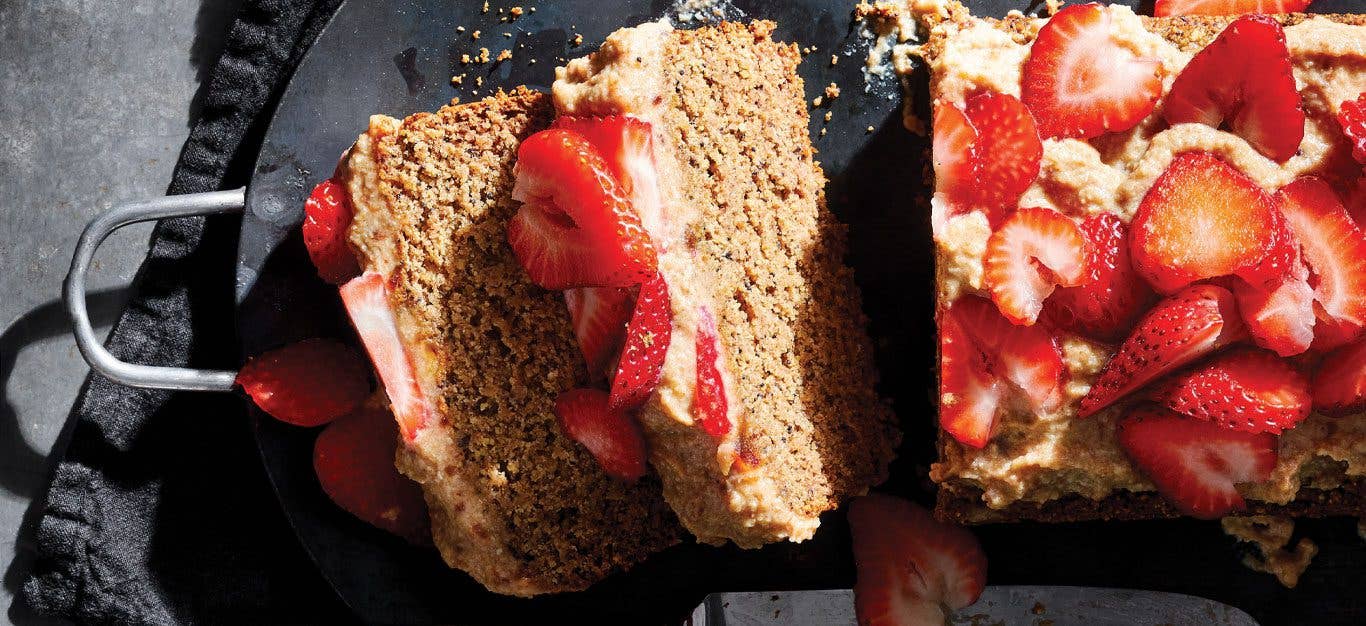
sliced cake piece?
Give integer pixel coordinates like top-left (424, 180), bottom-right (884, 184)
top-left (912, 1), bottom-right (1366, 523)
top-left (338, 88), bottom-right (680, 596)
top-left (546, 21), bottom-right (901, 546)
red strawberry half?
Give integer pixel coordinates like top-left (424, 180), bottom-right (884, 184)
top-left (237, 338), bottom-right (370, 428)
top-left (849, 494), bottom-right (987, 626)
top-left (302, 179), bottom-right (361, 285)
top-left (694, 307), bottom-right (732, 440)
top-left (553, 115), bottom-right (665, 239)
top-left (509, 129), bottom-right (657, 290)
top-left (1338, 92), bottom-right (1366, 165)
top-left (1154, 0), bottom-right (1312, 17)
top-left (1312, 340), bottom-right (1366, 417)
top-left (1148, 348), bottom-right (1311, 434)
top-left (608, 274), bottom-right (672, 411)
top-left (1276, 177), bottom-right (1366, 343)
top-left (951, 295), bottom-right (1065, 420)
top-left (1079, 284), bottom-right (1247, 417)
top-left (564, 286), bottom-right (635, 380)
top-left (1229, 274), bottom-right (1316, 357)
top-left (554, 387), bottom-right (647, 481)
top-left (1043, 213), bottom-right (1155, 343)
top-left (339, 272), bottom-right (435, 441)
top-left (314, 403), bottom-right (430, 544)
top-left (1163, 14), bottom-right (1304, 162)
top-left (1021, 3), bottom-right (1161, 139)
top-left (932, 92), bottom-right (1042, 226)
top-left (983, 207), bottom-right (1087, 325)
top-left (1117, 405), bottom-right (1277, 519)
top-left (1130, 152), bottom-right (1282, 294)
top-left (938, 306), bottom-right (1006, 448)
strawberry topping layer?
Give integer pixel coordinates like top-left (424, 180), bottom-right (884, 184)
top-left (608, 274), bottom-right (672, 411)
top-left (339, 272), bottom-right (435, 441)
top-left (1020, 3), bottom-right (1161, 140)
top-left (237, 338), bottom-right (370, 428)
top-left (554, 387), bottom-right (648, 481)
top-left (1163, 14), bottom-right (1304, 162)
top-left (564, 286), bottom-right (635, 380)
top-left (302, 179), bottom-right (361, 285)
top-left (1312, 340), bottom-right (1366, 417)
top-left (694, 307), bottom-right (732, 440)
top-left (933, 91), bottom-right (1042, 226)
top-left (1276, 177), bottom-right (1366, 343)
top-left (1043, 213), bottom-right (1155, 343)
top-left (314, 403), bottom-right (430, 544)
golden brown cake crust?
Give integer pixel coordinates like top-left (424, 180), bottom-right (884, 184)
top-left (921, 10), bottom-right (1366, 524)
top-left (639, 22), bottom-right (900, 545)
top-left (345, 88), bottom-right (679, 596)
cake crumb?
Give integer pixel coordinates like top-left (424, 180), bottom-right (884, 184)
top-left (451, 74), bottom-right (465, 86)
top-left (496, 49), bottom-right (512, 62)
top-left (1222, 516), bottom-right (1318, 588)
top-left (819, 127), bottom-right (827, 136)
top-left (476, 76), bottom-right (484, 87)
top-left (830, 54), bottom-right (839, 66)
top-left (504, 32), bottom-right (513, 39)
top-left (473, 30), bottom-right (482, 40)
top-left (1044, 0), bottom-right (1063, 15)
top-left (529, 58), bottom-right (537, 65)
top-left (823, 111), bottom-right (832, 123)
top-left (460, 53), bottom-right (471, 64)
top-left (456, 26), bottom-right (466, 33)
top-left (824, 82), bottom-right (841, 100)
top-left (811, 96), bottom-right (823, 107)
top-left (571, 33), bottom-right (584, 46)
top-left (481, 0), bottom-right (489, 13)
top-left (866, 125), bottom-right (875, 133)
top-left (477, 48), bottom-right (491, 63)
top-left (510, 6), bottom-right (524, 19)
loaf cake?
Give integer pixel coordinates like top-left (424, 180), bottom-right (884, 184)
top-left (336, 88), bottom-right (681, 596)
top-left (910, 0), bottom-right (1366, 523)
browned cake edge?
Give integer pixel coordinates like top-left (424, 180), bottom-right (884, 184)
top-left (343, 88), bottom-right (679, 595)
top-left (923, 11), bottom-right (1366, 524)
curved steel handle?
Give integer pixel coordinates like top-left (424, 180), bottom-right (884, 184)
top-left (65, 188), bottom-right (246, 391)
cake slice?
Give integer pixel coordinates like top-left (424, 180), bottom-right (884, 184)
top-left (912, 1), bottom-right (1366, 523)
top-left (335, 88), bottom-right (680, 596)
top-left (521, 21), bottom-right (901, 546)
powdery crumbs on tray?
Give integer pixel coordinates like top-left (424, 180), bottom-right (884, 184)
top-left (669, 0), bottom-right (745, 25)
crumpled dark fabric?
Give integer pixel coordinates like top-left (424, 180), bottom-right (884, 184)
top-left (21, 1), bottom-right (350, 623)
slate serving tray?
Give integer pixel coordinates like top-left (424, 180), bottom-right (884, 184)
top-left (235, 0), bottom-right (1366, 623)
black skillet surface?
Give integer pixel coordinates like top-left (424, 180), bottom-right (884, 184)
top-left (237, 0), bottom-right (1366, 623)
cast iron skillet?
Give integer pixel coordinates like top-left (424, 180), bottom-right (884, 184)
top-left (66, 0), bottom-right (1365, 623)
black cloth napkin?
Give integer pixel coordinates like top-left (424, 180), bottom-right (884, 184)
top-left (21, 1), bottom-right (351, 623)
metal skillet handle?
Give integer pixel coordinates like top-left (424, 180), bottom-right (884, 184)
top-left (65, 188), bottom-right (247, 391)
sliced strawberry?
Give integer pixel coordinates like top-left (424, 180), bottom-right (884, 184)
top-left (1312, 340), bottom-right (1366, 416)
top-left (339, 272), bottom-right (436, 441)
top-left (1163, 15), bottom-right (1303, 162)
top-left (314, 403), bottom-right (430, 544)
top-left (509, 129), bottom-right (657, 290)
top-left (938, 307), bottom-right (1005, 448)
top-left (983, 207), bottom-right (1087, 325)
top-left (1229, 274), bottom-right (1316, 357)
top-left (1117, 405), bottom-right (1277, 519)
top-left (1149, 348), bottom-right (1311, 434)
top-left (1043, 213), bottom-right (1155, 342)
top-left (554, 387), bottom-right (647, 481)
top-left (1021, 3), bottom-right (1161, 139)
top-left (237, 338), bottom-right (370, 427)
top-left (963, 91), bottom-right (1042, 222)
top-left (953, 295), bottom-right (1065, 413)
top-left (608, 274), bottom-right (672, 411)
top-left (1154, 0), bottom-right (1312, 17)
top-left (1130, 152), bottom-right (1282, 294)
top-left (932, 92), bottom-right (1041, 226)
top-left (931, 100), bottom-right (978, 213)
top-left (552, 115), bottom-right (665, 239)
top-left (1346, 177), bottom-right (1366, 227)
top-left (1311, 303), bottom-right (1363, 352)
top-left (1338, 92), bottom-right (1366, 165)
top-left (1276, 177), bottom-right (1366, 343)
top-left (1079, 284), bottom-right (1248, 417)
top-left (564, 286), bottom-right (635, 380)
top-left (694, 307), bottom-right (732, 439)
top-left (849, 494), bottom-right (987, 626)
top-left (302, 179), bottom-right (361, 284)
